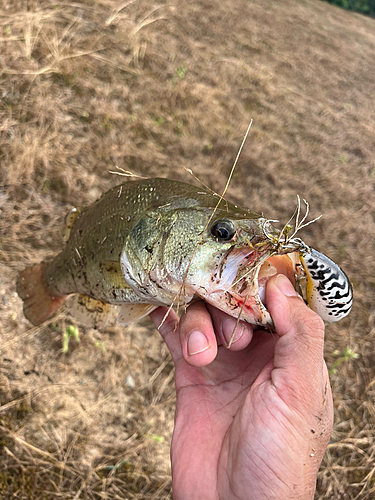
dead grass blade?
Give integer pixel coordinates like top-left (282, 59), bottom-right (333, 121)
top-left (105, 0), bottom-right (138, 26)
top-left (0, 425), bottom-right (78, 474)
top-left (88, 53), bottom-right (139, 75)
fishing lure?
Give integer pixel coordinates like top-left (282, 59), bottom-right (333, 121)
top-left (297, 242), bottom-right (353, 323)
top-left (262, 218), bottom-right (353, 324)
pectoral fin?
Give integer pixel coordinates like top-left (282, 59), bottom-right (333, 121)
top-left (100, 261), bottom-right (128, 289)
top-left (66, 294), bottom-right (118, 328)
top-left (117, 303), bottom-right (158, 326)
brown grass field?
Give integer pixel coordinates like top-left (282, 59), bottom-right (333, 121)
top-left (0, 0), bottom-right (374, 498)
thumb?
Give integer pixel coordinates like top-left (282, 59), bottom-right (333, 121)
top-left (265, 274), bottom-right (326, 397)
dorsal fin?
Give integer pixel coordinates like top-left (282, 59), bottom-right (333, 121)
top-left (62, 207), bottom-right (85, 241)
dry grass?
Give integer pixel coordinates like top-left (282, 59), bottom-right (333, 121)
top-left (0, 0), bottom-right (375, 498)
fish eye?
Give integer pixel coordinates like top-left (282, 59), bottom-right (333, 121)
top-left (211, 220), bottom-right (236, 241)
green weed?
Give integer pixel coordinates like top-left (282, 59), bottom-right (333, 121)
top-left (329, 346), bottom-right (359, 375)
top-left (62, 325), bottom-right (80, 353)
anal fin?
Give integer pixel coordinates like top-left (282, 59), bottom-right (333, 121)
top-left (117, 303), bottom-right (158, 326)
top-left (66, 294), bottom-right (118, 329)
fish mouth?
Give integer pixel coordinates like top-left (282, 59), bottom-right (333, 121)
top-left (209, 248), bottom-right (306, 327)
top-left (256, 253), bottom-right (305, 303)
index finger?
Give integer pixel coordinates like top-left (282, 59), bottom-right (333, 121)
top-left (150, 303), bottom-right (218, 367)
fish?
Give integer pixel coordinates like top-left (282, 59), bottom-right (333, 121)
top-left (16, 177), bottom-right (353, 329)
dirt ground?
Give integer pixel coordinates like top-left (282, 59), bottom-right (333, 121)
top-left (0, 0), bottom-right (374, 498)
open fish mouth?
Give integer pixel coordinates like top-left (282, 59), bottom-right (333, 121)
top-left (206, 245), bottom-right (305, 328)
top-left (205, 234), bottom-right (353, 328)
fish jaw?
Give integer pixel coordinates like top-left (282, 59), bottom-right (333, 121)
top-left (187, 247), bottom-right (303, 327)
top-left (186, 247), bottom-right (274, 326)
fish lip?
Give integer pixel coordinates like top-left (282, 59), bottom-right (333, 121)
top-left (213, 243), bottom-right (304, 327)
top-left (210, 246), bottom-right (269, 293)
top-left (206, 247), bottom-right (274, 326)
top-left (231, 250), bottom-right (273, 312)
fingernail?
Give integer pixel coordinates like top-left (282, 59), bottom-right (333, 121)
top-left (222, 319), bottom-right (244, 347)
top-left (275, 274), bottom-right (299, 297)
top-left (187, 331), bottom-right (210, 356)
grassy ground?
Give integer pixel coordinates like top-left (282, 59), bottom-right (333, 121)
top-left (0, 0), bottom-right (374, 498)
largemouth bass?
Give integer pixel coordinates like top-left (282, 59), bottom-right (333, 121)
top-left (16, 178), bottom-right (353, 328)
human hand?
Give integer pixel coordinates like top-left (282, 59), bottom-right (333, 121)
top-left (150, 274), bottom-right (333, 500)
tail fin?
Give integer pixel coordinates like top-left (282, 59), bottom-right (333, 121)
top-left (16, 264), bottom-right (67, 326)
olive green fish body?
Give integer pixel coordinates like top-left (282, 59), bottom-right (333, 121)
top-left (16, 178), bottom-right (353, 327)
top-left (44, 178), bottom-right (264, 305)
